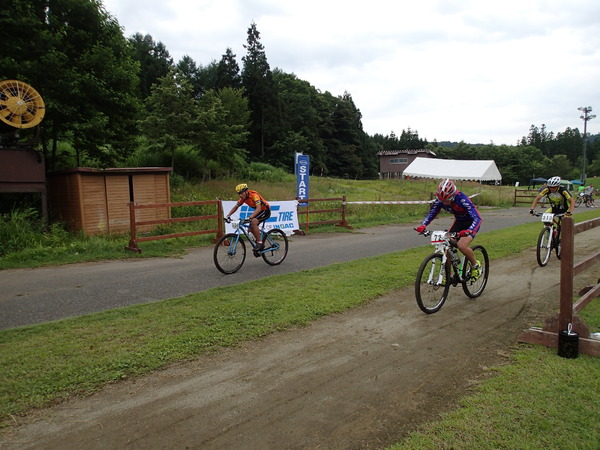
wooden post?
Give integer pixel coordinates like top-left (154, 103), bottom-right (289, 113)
top-left (559, 216), bottom-right (574, 332)
top-left (341, 195), bottom-right (348, 227)
top-left (126, 202), bottom-right (141, 253)
top-left (216, 200), bottom-right (224, 240)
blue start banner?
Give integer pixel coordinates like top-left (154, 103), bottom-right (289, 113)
top-left (221, 201), bottom-right (299, 236)
top-left (296, 154), bottom-right (310, 207)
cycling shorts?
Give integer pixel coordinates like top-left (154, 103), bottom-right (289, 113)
top-left (255, 208), bottom-right (271, 222)
top-left (449, 219), bottom-right (480, 238)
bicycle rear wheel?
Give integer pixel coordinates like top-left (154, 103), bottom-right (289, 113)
top-left (415, 253), bottom-right (450, 314)
top-left (261, 229), bottom-right (289, 266)
top-left (462, 245), bottom-right (489, 298)
top-left (536, 227), bottom-right (552, 267)
top-left (214, 233), bottom-right (246, 274)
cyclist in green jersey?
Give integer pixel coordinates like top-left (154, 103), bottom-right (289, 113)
top-left (530, 176), bottom-right (574, 225)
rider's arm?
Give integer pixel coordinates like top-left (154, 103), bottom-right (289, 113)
top-left (457, 194), bottom-right (482, 232)
top-left (561, 189), bottom-right (575, 215)
top-left (567, 195), bottom-right (575, 215)
top-left (531, 188), bottom-right (548, 210)
top-left (422, 200), bottom-right (442, 226)
top-left (226, 203), bottom-right (240, 218)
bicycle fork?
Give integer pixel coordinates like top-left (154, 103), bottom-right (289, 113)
top-left (428, 253), bottom-right (447, 286)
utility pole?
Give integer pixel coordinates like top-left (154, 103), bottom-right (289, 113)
top-left (578, 106), bottom-right (596, 183)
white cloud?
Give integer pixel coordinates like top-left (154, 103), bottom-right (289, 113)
top-left (102, 0), bottom-right (600, 144)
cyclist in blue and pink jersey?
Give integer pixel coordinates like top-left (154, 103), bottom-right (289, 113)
top-left (415, 179), bottom-right (483, 279)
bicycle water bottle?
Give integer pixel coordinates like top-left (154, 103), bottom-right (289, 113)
top-left (450, 248), bottom-right (460, 267)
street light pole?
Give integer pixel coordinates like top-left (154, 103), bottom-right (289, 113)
top-left (578, 106), bottom-right (596, 183)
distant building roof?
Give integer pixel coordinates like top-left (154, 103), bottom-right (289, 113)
top-left (376, 149), bottom-right (437, 157)
top-left (403, 157), bottom-right (502, 182)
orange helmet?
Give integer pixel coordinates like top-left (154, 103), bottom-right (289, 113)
top-left (436, 179), bottom-right (457, 202)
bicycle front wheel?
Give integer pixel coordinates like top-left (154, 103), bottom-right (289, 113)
top-left (554, 226), bottom-right (561, 259)
top-left (261, 229), bottom-right (289, 266)
top-left (415, 253), bottom-right (450, 314)
top-left (214, 233), bottom-right (246, 274)
top-left (462, 245), bottom-right (489, 298)
top-left (536, 227), bottom-right (552, 267)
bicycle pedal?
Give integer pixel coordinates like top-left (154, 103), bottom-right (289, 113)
top-left (253, 250), bottom-right (261, 257)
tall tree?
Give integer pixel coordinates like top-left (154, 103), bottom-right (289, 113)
top-left (216, 48), bottom-right (242, 90)
top-left (176, 55), bottom-right (203, 99)
top-left (195, 89), bottom-right (250, 178)
top-left (268, 70), bottom-right (326, 170)
top-left (129, 33), bottom-right (173, 99)
top-left (324, 92), bottom-right (364, 178)
top-left (139, 69), bottom-right (196, 168)
top-left (242, 21), bottom-right (278, 159)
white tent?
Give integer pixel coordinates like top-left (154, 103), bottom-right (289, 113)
top-left (403, 157), bottom-right (502, 182)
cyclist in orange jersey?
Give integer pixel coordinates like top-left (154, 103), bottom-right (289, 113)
top-left (226, 183), bottom-right (271, 250)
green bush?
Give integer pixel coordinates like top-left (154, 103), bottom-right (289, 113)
top-left (241, 162), bottom-right (292, 183)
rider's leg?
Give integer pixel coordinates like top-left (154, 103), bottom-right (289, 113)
top-left (249, 218), bottom-right (261, 243)
top-left (457, 235), bottom-right (476, 266)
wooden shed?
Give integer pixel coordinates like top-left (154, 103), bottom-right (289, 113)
top-left (0, 147), bottom-right (48, 221)
top-left (47, 167), bottom-right (171, 235)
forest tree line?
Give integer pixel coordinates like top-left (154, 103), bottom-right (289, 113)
top-left (1, 0), bottom-right (598, 186)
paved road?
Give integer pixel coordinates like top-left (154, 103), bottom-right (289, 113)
top-left (0, 206), bottom-right (550, 330)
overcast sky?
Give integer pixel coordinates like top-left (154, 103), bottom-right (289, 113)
top-left (102, 0), bottom-right (599, 145)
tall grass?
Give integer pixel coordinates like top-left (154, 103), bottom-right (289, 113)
top-left (0, 208), bottom-right (71, 256)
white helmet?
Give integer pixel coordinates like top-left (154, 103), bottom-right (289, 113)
top-left (547, 176), bottom-right (561, 187)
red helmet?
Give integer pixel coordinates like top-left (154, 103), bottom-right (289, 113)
top-left (436, 179), bottom-right (457, 202)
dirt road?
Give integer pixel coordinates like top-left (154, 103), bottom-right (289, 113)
top-left (2, 228), bottom-right (600, 449)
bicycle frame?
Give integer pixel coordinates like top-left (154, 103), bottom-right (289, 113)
top-left (428, 230), bottom-right (466, 283)
top-left (228, 219), bottom-right (273, 254)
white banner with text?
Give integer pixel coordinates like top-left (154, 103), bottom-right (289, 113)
top-left (222, 200), bottom-right (299, 236)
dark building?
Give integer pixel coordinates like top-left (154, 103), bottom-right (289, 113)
top-left (377, 149), bottom-right (436, 179)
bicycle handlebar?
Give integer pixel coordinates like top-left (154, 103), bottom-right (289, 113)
top-left (224, 217), bottom-right (252, 225)
top-left (416, 229), bottom-right (459, 239)
top-left (530, 211), bottom-right (567, 218)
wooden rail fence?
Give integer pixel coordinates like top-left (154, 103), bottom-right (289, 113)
top-left (296, 196), bottom-right (351, 233)
top-left (126, 197), bottom-right (352, 251)
top-left (514, 188), bottom-right (540, 206)
top-left (126, 200), bottom-right (223, 253)
top-left (518, 216), bottom-right (600, 357)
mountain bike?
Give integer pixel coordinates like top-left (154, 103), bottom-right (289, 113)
top-left (575, 192), bottom-right (593, 208)
top-left (415, 230), bottom-right (489, 314)
top-left (532, 211), bottom-right (564, 267)
top-left (213, 217), bottom-right (289, 274)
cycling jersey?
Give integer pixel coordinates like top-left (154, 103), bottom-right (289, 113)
top-left (538, 186), bottom-right (572, 213)
top-left (422, 191), bottom-right (482, 236)
top-left (236, 189), bottom-right (270, 211)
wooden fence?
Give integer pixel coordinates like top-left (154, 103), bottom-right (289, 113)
top-left (125, 200), bottom-right (223, 253)
top-left (296, 196), bottom-right (351, 233)
top-left (126, 197), bottom-right (351, 251)
top-left (518, 216), bottom-right (600, 357)
top-left (514, 188), bottom-right (540, 206)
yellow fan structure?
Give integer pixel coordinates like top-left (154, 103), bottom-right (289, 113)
top-left (0, 79), bottom-right (46, 129)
